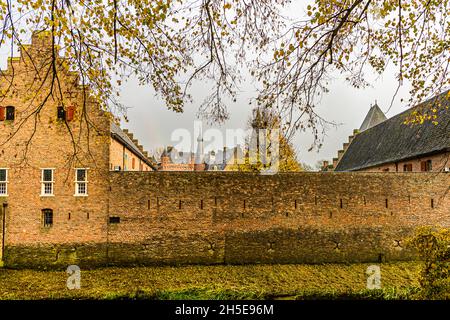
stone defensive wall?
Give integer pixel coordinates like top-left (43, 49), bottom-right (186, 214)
top-left (4, 172), bottom-right (450, 268)
top-left (106, 172), bottom-right (449, 266)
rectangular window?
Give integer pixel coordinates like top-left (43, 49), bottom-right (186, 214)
top-left (6, 106), bottom-right (15, 120)
top-left (57, 106), bottom-right (66, 120)
top-left (0, 168), bottom-right (8, 196)
top-left (42, 209), bottom-right (53, 227)
top-left (75, 168), bottom-right (88, 196)
top-left (0, 107), bottom-right (5, 121)
top-left (109, 217), bottom-right (120, 224)
top-left (403, 164), bottom-right (412, 172)
top-left (421, 160), bottom-right (432, 172)
top-left (41, 169), bottom-right (54, 196)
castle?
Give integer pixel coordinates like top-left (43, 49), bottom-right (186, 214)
top-left (0, 32), bottom-right (449, 268)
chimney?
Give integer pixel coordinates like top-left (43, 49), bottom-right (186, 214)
top-left (322, 160), bottom-right (329, 170)
top-left (337, 150), bottom-right (344, 162)
top-left (333, 157), bottom-right (339, 168)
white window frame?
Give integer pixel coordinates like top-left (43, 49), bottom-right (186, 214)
top-left (74, 168), bottom-right (88, 196)
top-left (40, 168), bottom-right (55, 196)
top-left (0, 168), bottom-right (8, 196)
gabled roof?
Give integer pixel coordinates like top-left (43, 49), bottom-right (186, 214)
top-left (359, 103), bottom-right (387, 131)
top-left (110, 122), bottom-right (157, 170)
top-left (335, 90), bottom-right (450, 171)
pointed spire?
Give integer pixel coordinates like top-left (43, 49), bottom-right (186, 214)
top-left (195, 128), bottom-right (204, 164)
top-left (359, 102), bottom-right (387, 131)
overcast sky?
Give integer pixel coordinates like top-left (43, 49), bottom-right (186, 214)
top-left (114, 1), bottom-right (413, 168)
top-left (118, 65), bottom-right (411, 168)
top-left (0, 1), bottom-right (417, 168)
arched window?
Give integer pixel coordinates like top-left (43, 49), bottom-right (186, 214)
top-left (42, 208), bottom-right (53, 227)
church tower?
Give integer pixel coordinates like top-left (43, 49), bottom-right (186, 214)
top-left (194, 130), bottom-right (206, 171)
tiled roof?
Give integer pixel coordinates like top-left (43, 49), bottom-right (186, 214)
top-left (335, 90), bottom-right (450, 171)
top-left (110, 122), bottom-right (157, 170)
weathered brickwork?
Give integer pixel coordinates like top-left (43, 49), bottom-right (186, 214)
top-left (0, 32), bottom-right (449, 269)
top-left (4, 171), bottom-right (449, 268)
top-left (102, 171), bottom-right (449, 267)
top-left (359, 152), bottom-right (449, 172)
top-left (0, 32), bottom-right (111, 268)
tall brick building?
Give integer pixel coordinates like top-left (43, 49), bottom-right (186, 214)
top-left (0, 31), bottom-right (154, 264)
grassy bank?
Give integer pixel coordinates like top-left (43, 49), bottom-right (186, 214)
top-left (0, 262), bottom-right (423, 300)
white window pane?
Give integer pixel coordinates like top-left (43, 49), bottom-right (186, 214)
top-left (77, 182), bottom-right (86, 194)
top-left (0, 182), bottom-right (6, 195)
top-left (44, 182), bottom-right (53, 194)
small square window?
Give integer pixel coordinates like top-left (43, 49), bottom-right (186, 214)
top-left (109, 217), bottom-right (120, 224)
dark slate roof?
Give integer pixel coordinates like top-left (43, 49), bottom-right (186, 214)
top-left (359, 103), bottom-right (387, 131)
top-left (335, 90), bottom-right (450, 171)
top-left (110, 122), bottom-right (157, 170)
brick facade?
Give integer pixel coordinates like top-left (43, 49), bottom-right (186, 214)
top-left (0, 32), bottom-right (449, 268)
top-left (358, 152), bottom-right (449, 172)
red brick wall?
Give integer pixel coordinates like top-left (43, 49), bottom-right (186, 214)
top-left (0, 32), bottom-right (111, 264)
top-left (358, 152), bottom-right (449, 172)
top-left (104, 171), bottom-right (450, 266)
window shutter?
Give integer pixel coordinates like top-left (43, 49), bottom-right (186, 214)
top-left (0, 107), bottom-right (5, 121)
top-left (67, 105), bottom-right (75, 121)
top-left (420, 161), bottom-right (426, 172)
